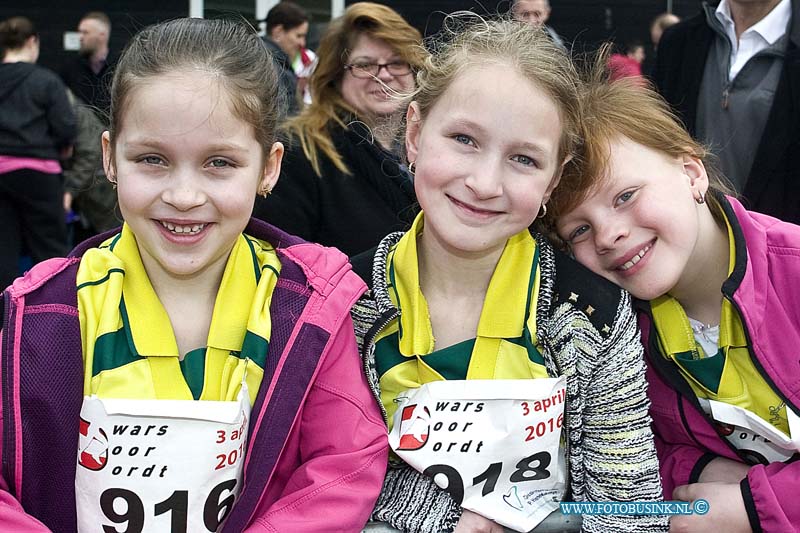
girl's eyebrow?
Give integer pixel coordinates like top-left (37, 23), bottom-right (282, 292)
top-left (449, 115), bottom-right (553, 153)
top-left (447, 117), bottom-right (488, 137)
top-left (124, 138), bottom-right (249, 153)
top-left (515, 141), bottom-right (549, 157)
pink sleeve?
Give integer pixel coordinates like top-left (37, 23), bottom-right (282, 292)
top-left (0, 476), bottom-right (52, 532)
top-left (245, 315), bottom-right (388, 532)
top-left (743, 461), bottom-right (800, 532)
top-left (646, 356), bottom-right (714, 497)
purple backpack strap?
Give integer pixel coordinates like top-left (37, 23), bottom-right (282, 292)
top-left (2, 260), bottom-right (84, 531)
top-left (221, 249), bottom-right (338, 531)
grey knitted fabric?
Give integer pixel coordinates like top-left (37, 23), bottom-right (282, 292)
top-left (352, 232), bottom-right (668, 533)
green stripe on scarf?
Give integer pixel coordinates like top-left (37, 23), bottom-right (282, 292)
top-left (77, 224), bottom-right (282, 405)
top-left (375, 213), bottom-right (549, 430)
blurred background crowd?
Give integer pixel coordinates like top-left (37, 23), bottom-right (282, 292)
top-left (2, 0), bottom-right (796, 290)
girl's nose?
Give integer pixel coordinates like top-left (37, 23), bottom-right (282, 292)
top-left (594, 218), bottom-right (628, 253)
top-left (464, 159), bottom-right (503, 200)
top-left (161, 168), bottom-right (206, 210)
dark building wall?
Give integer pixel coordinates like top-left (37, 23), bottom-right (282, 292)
top-left (6, 1), bottom-right (707, 73)
top-left (1, 1), bottom-right (187, 73)
top-left (347, 1), bottom-right (701, 42)
top-left (348, 0), bottom-right (704, 71)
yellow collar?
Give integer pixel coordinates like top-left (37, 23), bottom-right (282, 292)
top-left (388, 213), bottom-right (538, 356)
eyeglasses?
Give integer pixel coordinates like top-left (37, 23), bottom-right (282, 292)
top-left (344, 61), bottom-right (412, 79)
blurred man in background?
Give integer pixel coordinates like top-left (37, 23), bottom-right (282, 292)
top-left (512, 0), bottom-right (565, 48)
top-left (61, 11), bottom-right (114, 120)
top-left (650, 12), bottom-right (680, 50)
top-left (654, 0), bottom-right (800, 224)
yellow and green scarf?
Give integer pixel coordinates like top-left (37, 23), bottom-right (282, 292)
top-left (77, 224), bottom-right (282, 406)
top-left (650, 216), bottom-right (789, 434)
top-left (375, 214), bottom-right (549, 429)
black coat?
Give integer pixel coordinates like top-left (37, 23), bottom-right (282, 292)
top-left (261, 37), bottom-right (299, 116)
top-left (253, 122), bottom-right (417, 257)
top-left (60, 54), bottom-right (114, 122)
top-left (0, 62), bottom-right (76, 159)
top-left (654, 1), bottom-right (800, 224)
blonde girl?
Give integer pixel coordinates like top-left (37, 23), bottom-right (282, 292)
top-left (353, 17), bottom-right (667, 533)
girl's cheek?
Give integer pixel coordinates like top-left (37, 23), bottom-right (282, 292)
top-left (573, 246), bottom-right (595, 270)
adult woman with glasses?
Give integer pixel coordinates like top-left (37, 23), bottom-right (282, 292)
top-left (253, 2), bottom-right (425, 257)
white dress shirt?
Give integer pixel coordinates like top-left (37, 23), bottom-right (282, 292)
top-left (715, 0), bottom-right (791, 80)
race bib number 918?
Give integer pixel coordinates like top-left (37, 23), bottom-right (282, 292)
top-left (389, 378), bottom-right (567, 532)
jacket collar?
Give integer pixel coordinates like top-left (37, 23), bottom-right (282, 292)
top-left (702, 0), bottom-right (800, 46)
top-left (718, 194), bottom-right (768, 335)
top-left (370, 231), bottom-right (403, 315)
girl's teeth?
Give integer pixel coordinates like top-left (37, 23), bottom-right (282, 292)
top-left (619, 245), bottom-right (650, 271)
top-left (160, 221), bottom-right (206, 235)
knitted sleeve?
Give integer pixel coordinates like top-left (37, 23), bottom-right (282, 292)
top-left (370, 464), bottom-right (463, 533)
top-left (572, 292), bottom-right (668, 532)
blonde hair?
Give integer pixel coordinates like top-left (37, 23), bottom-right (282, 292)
top-left (414, 15), bottom-right (582, 168)
top-left (283, 2), bottom-right (424, 177)
top-left (545, 60), bottom-right (733, 233)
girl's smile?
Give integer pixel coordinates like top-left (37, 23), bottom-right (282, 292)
top-left (612, 239), bottom-right (655, 275)
top-left (406, 62), bottom-right (564, 257)
top-left (103, 70), bottom-right (281, 282)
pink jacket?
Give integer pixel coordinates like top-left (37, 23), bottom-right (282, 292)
top-left (0, 219), bottom-right (388, 532)
top-left (641, 196), bottom-right (800, 532)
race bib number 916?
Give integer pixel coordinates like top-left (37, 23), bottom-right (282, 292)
top-left (76, 394), bottom-right (250, 533)
top-left (389, 378), bottom-right (567, 532)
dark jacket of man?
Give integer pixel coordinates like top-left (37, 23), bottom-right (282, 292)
top-left (60, 54), bottom-right (114, 122)
top-left (262, 37), bottom-right (300, 117)
top-left (654, 1), bottom-right (800, 224)
top-left (63, 97), bottom-right (118, 233)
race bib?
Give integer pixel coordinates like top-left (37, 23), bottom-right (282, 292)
top-left (389, 378), bottom-right (567, 532)
top-left (700, 398), bottom-right (800, 464)
top-left (75, 389), bottom-right (250, 533)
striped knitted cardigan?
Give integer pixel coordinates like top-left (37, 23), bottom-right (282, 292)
top-left (352, 231), bottom-right (668, 533)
